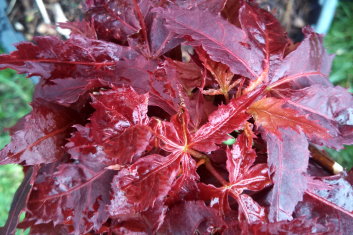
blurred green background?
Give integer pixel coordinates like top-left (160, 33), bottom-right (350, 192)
top-left (0, 0), bottom-right (353, 230)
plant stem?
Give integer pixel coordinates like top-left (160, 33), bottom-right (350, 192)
top-left (204, 159), bottom-right (228, 186)
top-left (223, 91), bottom-right (230, 104)
top-left (186, 148), bottom-right (228, 186)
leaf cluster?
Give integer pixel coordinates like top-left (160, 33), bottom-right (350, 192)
top-left (0, 0), bottom-right (353, 234)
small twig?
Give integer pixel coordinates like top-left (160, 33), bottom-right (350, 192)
top-left (196, 158), bottom-right (206, 168)
top-left (309, 145), bottom-right (344, 174)
top-left (186, 148), bottom-right (228, 186)
top-left (204, 159), bottom-right (228, 186)
top-left (6, 0), bottom-right (17, 15)
top-left (35, 0), bottom-right (51, 24)
top-left (51, 3), bottom-right (71, 38)
top-left (283, 0), bottom-right (294, 32)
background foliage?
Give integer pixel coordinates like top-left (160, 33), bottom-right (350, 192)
top-left (0, 0), bottom-right (352, 228)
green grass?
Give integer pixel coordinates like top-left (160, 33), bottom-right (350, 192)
top-left (324, 1), bottom-right (353, 92)
top-left (0, 53), bottom-right (34, 228)
top-left (324, 1), bottom-right (353, 169)
top-left (0, 69), bottom-right (33, 149)
top-left (0, 164), bottom-right (24, 226)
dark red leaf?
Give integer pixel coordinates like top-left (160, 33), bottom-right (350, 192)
top-left (166, 58), bottom-right (204, 94)
top-left (86, 0), bottom-right (181, 58)
top-left (0, 36), bottom-right (134, 80)
top-left (264, 129), bottom-right (309, 222)
top-left (172, 0), bottom-right (227, 15)
top-left (184, 89), bottom-right (217, 130)
top-left (158, 7), bottom-right (259, 79)
top-left (166, 153), bottom-right (199, 204)
top-left (0, 101), bottom-right (78, 165)
top-left (1, 1), bottom-right (352, 234)
top-left (86, 0), bottom-right (142, 42)
top-left (236, 193), bottom-right (267, 224)
top-left (269, 28), bottom-right (334, 88)
top-left (157, 201), bottom-right (225, 234)
top-left (226, 131), bottom-right (271, 192)
top-left (148, 15), bottom-right (183, 57)
top-left (238, 2), bottom-right (290, 90)
top-left (103, 125), bottom-right (152, 164)
top-left (248, 97), bottom-right (331, 140)
top-left (247, 217), bottom-right (330, 235)
top-left (89, 86), bottom-right (149, 136)
top-left (272, 84), bottom-right (353, 149)
top-left (110, 200), bottom-right (167, 234)
top-left (306, 173), bottom-right (353, 217)
top-left (109, 153), bottom-right (181, 216)
top-left (295, 173), bottom-right (353, 234)
top-left (67, 86), bottom-right (151, 165)
top-left (191, 88), bottom-right (263, 152)
top-left (198, 132), bottom-right (270, 224)
top-left (20, 162), bottom-right (115, 235)
top-left (20, 222), bottom-right (70, 235)
top-left (196, 48), bottom-right (236, 98)
top-left (34, 78), bottom-right (103, 107)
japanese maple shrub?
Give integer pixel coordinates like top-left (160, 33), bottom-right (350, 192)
top-left (1, 0), bottom-right (353, 234)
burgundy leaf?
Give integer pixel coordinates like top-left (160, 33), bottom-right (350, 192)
top-left (148, 15), bottom-right (183, 57)
top-left (270, 28), bottom-right (334, 88)
top-left (1, 1), bottom-right (352, 234)
top-left (151, 119), bottom-right (184, 153)
top-left (236, 193), bottom-right (267, 224)
top-left (184, 89), bottom-right (217, 130)
top-left (198, 183), bottom-right (232, 216)
top-left (239, 3), bottom-right (289, 69)
top-left (221, 0), bottom-right (242, 26)
top-left (166, 153), bottom-right (199, 204)
top-left (67, 86), bottom-right (151, 165)
top-left (172, 0), bottom-right (227, 15)
top-left (247, 217), bottom-right (330, 234)
top-left (151, 109), bottom-right (193, 153)
top-left (103, 125), bottom-right (152, 164)
top-left (148, 64), bottom-right (181, 115)
top-left (196, 48), bottom-right (236, 99)
top-left (34, 77), bottom-right (103, 107)
top-left (110, 200), bottom-right (167, 234)
top-left (158, 7), bottom-right (260, 79)
top-left (66, 124), bottom-right (106, 168)
top-left (238, 2), bottom-right (289, 90)
top-left (90, 86), bottom-right (149, 133)
top-left (157, 201), bottom-right (225, 234)
top-left (248, 97), bottom-right (331, 140)
top-left (226, 131), bottom-right (256, 183)
top-left (165, 58), bottom-right (204, 94)
top-left (20, 162), bottom-right (115, 235)
top-left (86, 0), bottom-right (142, 42)
top-left (87, 0), bottom-right (181, 58)
top-left (0, 101), bottom-right (77, 165)
top-left (272, 84), bottom-right (353, 148)
top-left (0, 36), bottom-right (134, 80)
top-left (265, 129), bottom-right (309, 222)
top-left (198, 132), bottom-right (270, 224)
top-left (109, 153), bottom-right (181, 216)
top-left (20, 223), bottom-right (70, 235)
top-left (296, 180), bottom-right (353, 234)
top-left (306, 173), bottom-right (353, 216)
top-left (226, 131), bottom-right (271, 192)
top-left (192, 88), bottom-right (263, 152)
